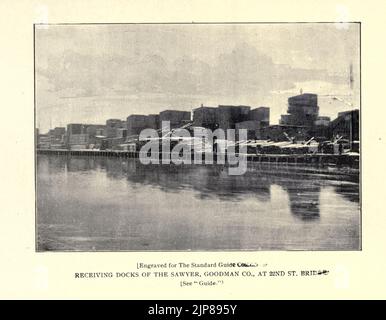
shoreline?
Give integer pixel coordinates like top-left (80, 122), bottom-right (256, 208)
top-left (36, 148), bottom-right (360, 169)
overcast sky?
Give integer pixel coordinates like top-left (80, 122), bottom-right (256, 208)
top-left (35, 23), bottom-right (360, 132)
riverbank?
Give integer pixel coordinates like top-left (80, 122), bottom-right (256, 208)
top-left (36, 148), bottom-right (359, 168)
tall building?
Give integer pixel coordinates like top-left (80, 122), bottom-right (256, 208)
top-left (193, 105), bottom-right (217, 129)
top-left (192, 104), bottom-right (270, 138)
top-left (84, 124), bottom-right (106, 146)
top-left (67, 123), bottom-right (102, 149)
top-left (53, 127), bottom-right (66, 137)
top-left (116, 128), bottom-right (128, 139)
top-left (330, 109), bottom-right (359, 142)
top-left (37, 133), bottom-right (51, 149)
top-left (84, 124), bottom-right (105, 136)
top-left (106, 119), bottom-right (125, 138)
top-left (47, 127), bottom-right (67, 148)
top-left (314, 116), bottom-right (330, 127)
top-left (280, 93), bottom-right (319, 127)
top-left (159, 110), bottom-right (191, 129)
top-left (146, 114), bottom-right (160, 130)
top-left (249, 107), bottom-right (270, 127)
top-left (126, 115), bottom-right (149, 136)
top-left (216, 105), bottom-right (251, 130)
top-left (67, 123), bottom-right (84, 135)
top-left (68, 134), bottom-right (89, 150)
top-left (68, 134), bottom-right (89, 145)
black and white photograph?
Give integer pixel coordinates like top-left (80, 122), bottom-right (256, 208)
top-left (35, 22), bottom-right (360, 252)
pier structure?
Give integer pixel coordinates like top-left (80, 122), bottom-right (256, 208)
top-left (37, 149), bottom-right (359, 168)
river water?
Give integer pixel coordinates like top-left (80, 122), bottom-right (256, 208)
top-left (36, 154), bottom-right (360, 251)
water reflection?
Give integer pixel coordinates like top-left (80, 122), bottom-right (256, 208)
top-left (57, 155), bottom-right (358, 218)
top-left (37, 155), bottom-right (360, 251)
top-left (283, 183), bottom-right (320, 221)
top-left (40, 155), bottom-right (361, 221)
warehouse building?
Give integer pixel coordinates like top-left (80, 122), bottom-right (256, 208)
top-left (159, 110), bottom-right (191, 129)
top-left (127, 115), bottom-right (149, 136)
top-left (330, 109), bottom-right (359, 142)
top-left (106, 119), bottom-right (125, 138)
top-left (249, 107), bottom-right (270, 127)
top-left (235, 120), bottom-right (262, 139)
top-left (146, 114), bottom-right (160, 130)
top-left (280, 93), bottom-right (319, 127)
top-left (216, 105), bottom-right (251, 130)
top-left (193, 105), bottom-right (218, 130)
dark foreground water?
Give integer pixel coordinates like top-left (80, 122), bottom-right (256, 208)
top-left (36, 154), bottom-right (360, 251)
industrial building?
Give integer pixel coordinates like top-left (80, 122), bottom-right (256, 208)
top-left (191, 104), bottom-right (271, 140)
top-left (100, 136), bottom-right (126, 150)
top-left (105, 119), bottom-right (125, 138)
top-left (314, 116), bottom-right (331, 127)
top-left (84, 124), bottom-right (106, 147)
top-left (48, 128), bottom-right (66, 148)
top-left (159, 110), bottom-right (191, 129)
top-left (192, 104), bottom-right (270, 138)
top-left (67, 123), bottom-right (84, 135)
top-left (36, 92), bottom-right (360, 153)
top-left (66, 123), bottom-right (106, 149)
top-left (280, 93), bottom-right (319, 127)
top-left (330, 109), bottom-right (359, 142)
top-left (68, 133), bottom-right (89, 150)
top-left (249, 107), bottom-right (270, 127)
top-left (146, 114), bottom-right (160, 130)
top-left (193, 105), bottom-right (218, 130)
top-left (84, 124), bottom-right (106, 136)
top-left (116, 128), bottom-right (128, 139)
top-left (216, 105), bottom-right (251, 130)
top-left (37, 133), bottom-right (51, 149)
top-left (52, 127), bottom-right (66, 137)
top-left (235, 120), bottom-right (262, 139)
top-left (66, 123), bottom-right (86, 149)
top-left (127, 115), bottom-right (149, 136)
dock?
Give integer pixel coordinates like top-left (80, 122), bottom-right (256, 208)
top-left (37, 149), bottom-right (359, 168)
